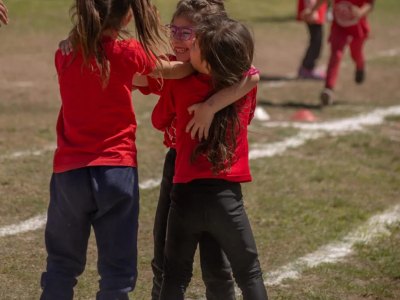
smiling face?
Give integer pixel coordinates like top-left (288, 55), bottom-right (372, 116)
top-left (169, 16), bottom-right (196, 62)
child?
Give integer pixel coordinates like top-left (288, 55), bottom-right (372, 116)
top-left (132, 1), bottom-right (260, 299)
top-left (304, 0), bottom-right (375, 105)
top-left (40, 1), bottom-right (193, 300)
top-left (152, 16), bottom-right (268, 300)
top-left (297, 0), bottom-right (328, 79)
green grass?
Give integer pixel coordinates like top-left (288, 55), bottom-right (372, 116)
top-left (1, 0), bottom-right (400, 299)
top-left (270, 223), bottom-right (400, 300)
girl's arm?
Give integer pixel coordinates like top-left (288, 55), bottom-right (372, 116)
top-left (302, 0), bottom-right (329, 22)
top-left (186, 71), bottom-right (260, 140)
top-left (0, 0), bottom-right (9, 27)
top-left (151, 81), bottom-right (176, 131)
top-left (132, 73), bottom-right (149, 87)
top-left (352, 1), bottom-right (374, 19)
top-left (148, 60), bottom-right (194, 80)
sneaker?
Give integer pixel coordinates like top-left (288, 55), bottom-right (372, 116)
top-left (298, 67), bottom-right (326, 80)
top-left (355, 69), bottom-right (365, 84)
top-left (320, 88), bottom-right (334, 105)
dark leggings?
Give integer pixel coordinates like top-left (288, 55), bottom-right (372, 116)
top-left (302, 23), bottom-right (323, 70)
top-left (151, 148), bottom-right (236, 300)
top-left (160, 180), bottom-right (268, 300)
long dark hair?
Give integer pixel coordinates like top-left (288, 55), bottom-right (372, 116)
top-left (69, 0), bottom-right (166, 87)
top-left (191, 16), bottom-right (254, 174)
top-left (173, 0), bottom-right (227, 23)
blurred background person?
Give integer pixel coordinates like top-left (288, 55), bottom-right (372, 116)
top-left (297, 0), bottom-right (328, 79)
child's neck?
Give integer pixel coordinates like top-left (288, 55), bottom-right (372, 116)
top-left (102, 29), bottom-right (119, 39)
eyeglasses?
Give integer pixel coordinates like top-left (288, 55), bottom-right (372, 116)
top-left (165, 24), bottom-right (194, 41)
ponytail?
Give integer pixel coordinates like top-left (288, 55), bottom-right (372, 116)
top-left (68, 0), bottom-right (168, 87)
top-left (130, 0), bottom-right (168, 69)
top-left (69, 0), bottom-right (111, 87)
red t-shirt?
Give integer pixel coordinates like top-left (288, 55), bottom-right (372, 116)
top-left (53, 37), bottom-right (155, 173)
top-left (138, 62), bottom-right (260, 150)
top-left (151, 73), bottom-right (257, 184)
top-left (297, 0), bottom-right (328, 24)
top-left (331, 0), bottom-right (373, 37)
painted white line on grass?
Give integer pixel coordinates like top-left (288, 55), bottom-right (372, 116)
top-left (0, 143), bottom-right (56, 160)
top-left (249, 105), bottom-right (400, 159)
top-left (249, 131), bottom-right (323, 160)
top-left (264, 205), bottom-right (400, 286)
top-left (262, 105), bottom-right (400, 132)
top-left (139, 179), bottom-right (161, 190)
top-left (0, 213), bottom-right (47, 238)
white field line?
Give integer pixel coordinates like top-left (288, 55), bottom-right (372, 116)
top-left (0, 143), bottom-right (56, 160)
top-left (139, 179), bottom-right (161, 190)
top-left (262, 105), bottom-right (400, 132)
top-left (264, 205), bottom-right (400, 286)
top-left (249, 105), bottom-right (400, 160)
top-left (0, 213), bottom-right (47, 238)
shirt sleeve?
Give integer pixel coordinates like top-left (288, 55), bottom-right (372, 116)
top-left (248, 87), bottom-right (258, 124)
top-left (55, 50), bottom-right (62, 75)
top-left (151, 81), bottom-right (177, 131)
top-left (132, 40), bottom-right (157, 76)
top-left (135, 77), bottom-right (165, 96)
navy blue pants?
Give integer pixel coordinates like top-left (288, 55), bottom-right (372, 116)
top-left (40, 166), bottom-right (140, 300)
top-left (152, 149), bottom-right (236, 300)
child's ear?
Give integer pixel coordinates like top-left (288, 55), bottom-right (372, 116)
top-left (123, 9), bottom-right (133, 27)
top-left (205, 62), bottom-right (212, 74)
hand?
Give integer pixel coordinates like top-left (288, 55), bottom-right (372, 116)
top-left (351, 5), bottom-right (363, 20)
top-left (59, 38), bottom-right (73, 55)
top-left (186, 102), bottom-right (215, 141)
top-left (301, 8), bottom-right (318, 23)
top-left (0, 0), bottom-right (9, 27)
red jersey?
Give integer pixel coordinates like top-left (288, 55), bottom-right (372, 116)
top-left (151, 73), bottom-right (257, 184)
top-left (138, 63), bottom-right (260, 150)
top-left (332, 0), bottom-right (373, 37)
top-left (297, 0), bottom-right (328, 24)
top-left (54, 37), bottom-right (155, 173)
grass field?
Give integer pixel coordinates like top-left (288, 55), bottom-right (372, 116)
top-left (1, 0), bottom-right (400, 299)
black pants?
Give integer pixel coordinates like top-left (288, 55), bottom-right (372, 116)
top-left (302, 24), bottom-right (323, 70)
top-left (160, 180), bottom-right (268, 300)
top-left (151, 148), bottom-right (236, 300)
top-left (40, 166), bottom-right (140, 300)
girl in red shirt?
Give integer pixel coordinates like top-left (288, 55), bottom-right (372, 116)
top-left (304, 0), bottom-right (375, 105)
top-left (297, 0), bottom-right (329, 79)
top-left (41, 1), bottom-right (193, 300)
top-left (152, 16), bottom-right (268, 300)
top-left (133, 1), bottom-right (259, 299)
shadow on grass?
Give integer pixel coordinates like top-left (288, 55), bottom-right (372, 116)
top-left (257, 99), bottom-right (354, 110)
top-left (257, 99), bottom-right (323, 110)
top-left (260, 75), bottom-right (297, 82)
